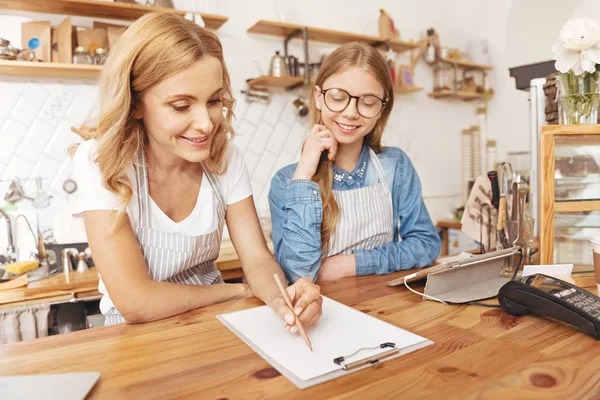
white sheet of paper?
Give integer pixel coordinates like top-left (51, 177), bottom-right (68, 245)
top-left (522, 264), bottom-right (574, 278)
top-left (217, 297), bottom-right (432, 388)
top-left (0, 372), bottom-right (100, 400)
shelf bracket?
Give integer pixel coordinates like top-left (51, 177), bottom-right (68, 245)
top-left (371, 40), bottom-right (391, 51)
top-left (283, 27), bottom-right (310, 87)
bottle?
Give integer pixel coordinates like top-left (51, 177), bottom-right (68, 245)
top-left (424, 28), bottom-right (437, 64)
top-left (73, 46), bottom-right (93, 65)
top-left (93, 47), bottom-right (107, 65)
top-left (379, 9), bottom-right (392, 40)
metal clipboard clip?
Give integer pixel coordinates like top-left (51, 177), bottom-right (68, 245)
top-left (333, 342), bottom-right (399, 371)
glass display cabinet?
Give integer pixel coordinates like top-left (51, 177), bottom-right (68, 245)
top-left (540, 125), bottom-right (600, 274)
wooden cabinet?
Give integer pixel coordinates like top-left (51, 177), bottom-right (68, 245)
top-left (539, 125), bottom-right (600, 273)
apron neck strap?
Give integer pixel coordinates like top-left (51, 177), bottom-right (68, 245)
top-left (136, 150), bottom-right (151, 229)
top-left (367, 148), bottom-right (387, 183)
top-left (200, 163), bottom-right (226, 207)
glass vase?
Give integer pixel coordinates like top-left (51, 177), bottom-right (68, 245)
top-left (558, 71), bottom-right (600, 124)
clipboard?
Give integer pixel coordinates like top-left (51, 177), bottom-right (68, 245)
top-left (217, 296), bottom-right (433, 389)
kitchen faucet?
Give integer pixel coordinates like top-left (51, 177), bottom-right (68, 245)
top-left (0, 209), bottom-right (16, 264)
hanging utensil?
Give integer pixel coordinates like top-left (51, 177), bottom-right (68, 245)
top-left (63, 178), bottom-right (77, 194)
top-left (4, 179), bottom-right (32, 204)
top-left (31, 177), bottom-right (52, 209)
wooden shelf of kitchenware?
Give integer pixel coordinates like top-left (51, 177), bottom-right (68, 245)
top-left (0, 60), bottom-right (101, 79)
top-left (247, 21), bottom-right (420, 90)
top-left (0, 0), bottom-right (228, 30)
top-left (395, 86), bottom-right (423, 94)
top-left (247, 20), bottom-right (419, 54)
top-left (438, 58), bottom-right (493, 71)
top-left (247, 75), bottom-right (305, 88)
top-left (428, 90), bottom-right (492, 101)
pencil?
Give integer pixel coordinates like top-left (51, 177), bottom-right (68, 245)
top-left (273, 273), bottom-right (313, 351)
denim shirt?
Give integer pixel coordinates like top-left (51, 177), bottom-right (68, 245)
top-left (268, 143), bottom-right (441, 283)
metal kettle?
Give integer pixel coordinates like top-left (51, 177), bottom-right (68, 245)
top-left (268, 51), bottom-right (289, 77)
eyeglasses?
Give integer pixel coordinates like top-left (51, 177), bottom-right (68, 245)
top-left (320, 88), bottom-right (387, 118)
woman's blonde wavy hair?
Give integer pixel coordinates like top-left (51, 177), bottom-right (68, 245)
top-left (309, 42), bottom-right (394, 251)
top-left (73, 12), bottom-right (235, 219)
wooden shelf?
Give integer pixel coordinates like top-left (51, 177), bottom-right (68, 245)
top-left (0, 0), bottom-right (228, 30)
top-left (554, 200), bottom-right (600, 213)
top-left (247, 75), bottom-right (305, 88)
top-left (438, 58), bottom-right (493, 71)
top-left (428, 90), bottom-right (491, 101)
top-left (395, 86), bottom-right (423, 94)
top-left (247, 20), bottom-right (418, 54)
top-left (0, 60), bottom-right (101, 79)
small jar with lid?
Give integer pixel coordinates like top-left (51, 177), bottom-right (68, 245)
top-left (73, 46), bottom-right (93, 65)
top-left (93, 47), bottom-right (107, 65)
top-left (0, 37), bottom-right (17, 60)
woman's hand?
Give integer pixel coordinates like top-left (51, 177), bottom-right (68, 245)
top-left (293, 124), bottom-right (338, 180)
top-left (269, 278), bottom-right (323, 333)
top-left (317, 255), bottom-right (356, 284)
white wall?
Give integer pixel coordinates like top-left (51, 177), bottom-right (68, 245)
top-left (2, 0), bottom-right (593, 253)
top-left (209, 0), bottom-right (515, 220)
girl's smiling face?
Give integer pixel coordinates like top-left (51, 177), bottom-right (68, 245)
top-left (313, 66), bottom-right (386, 146)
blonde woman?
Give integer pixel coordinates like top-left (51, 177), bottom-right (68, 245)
top-left (71, 13), bottom-right (322, 328)
top-left (269, 43), bottom-right (441, 284)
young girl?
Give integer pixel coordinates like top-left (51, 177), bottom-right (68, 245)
top-left (269, 42), bottom-right (441, 284)
top-left (71, 12), bottom-right (322, 329)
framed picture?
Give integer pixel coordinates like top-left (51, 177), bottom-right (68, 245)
top-left (398, 65), bottom-right (415, 87)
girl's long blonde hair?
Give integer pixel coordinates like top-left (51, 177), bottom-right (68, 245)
top-left (309, 42), bottom-right (394, 251)
top-left (74, 12), bottom-right (235, 217)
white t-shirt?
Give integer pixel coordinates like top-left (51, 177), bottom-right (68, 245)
top-left (70, 139), bottom-right (252, 315)
top-left (71, 138), bottom-right (253, 234)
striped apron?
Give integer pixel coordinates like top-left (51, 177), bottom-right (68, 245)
top-left (325, 148), bottom-right (394, 257)
top-left (104, 151), bottom-right (225, 325)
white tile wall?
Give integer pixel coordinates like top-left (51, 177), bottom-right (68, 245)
top-left (248, 121), bottom-right (274, 154)
top-left (16, 119), bottom-right (56, 163)
top-left (9, 84), bottom-right (49, 127)
top-left (0, 79), bottom-right (309, 238)
top-left (0, 118), bottom-right (28, 164)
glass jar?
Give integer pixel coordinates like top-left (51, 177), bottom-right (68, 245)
top-left (93, 47), bottom-right (107, 65)
top-left (433, 63), bottom-right (453, 92)
top-left (16, 48), bottom-right (36, 62)
top-left (0, 37), bottom-right (17, 60)
top-left (558, 71), bottom-right (600, 124)
top-left (73, 46), bottom-right (93, 65)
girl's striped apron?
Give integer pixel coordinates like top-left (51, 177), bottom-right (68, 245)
top-left (325, 148), bottom-right (394, 257)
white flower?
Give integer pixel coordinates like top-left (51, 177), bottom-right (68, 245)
top-left (552, 18), bottom-right (600, 75)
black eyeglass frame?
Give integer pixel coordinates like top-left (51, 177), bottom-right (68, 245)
top-left (319, 88), bottom-right (388, 118)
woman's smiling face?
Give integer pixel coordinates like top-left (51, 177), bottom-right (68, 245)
top-left (136, 56), bottom-right (224, 163)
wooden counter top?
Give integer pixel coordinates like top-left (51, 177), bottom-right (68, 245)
top-left (1, 270), bottom-right (599, 398)
top-left (0, 243), bottom-right (264, 308)
top-left (0, 269), bottom-right (101, 309)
